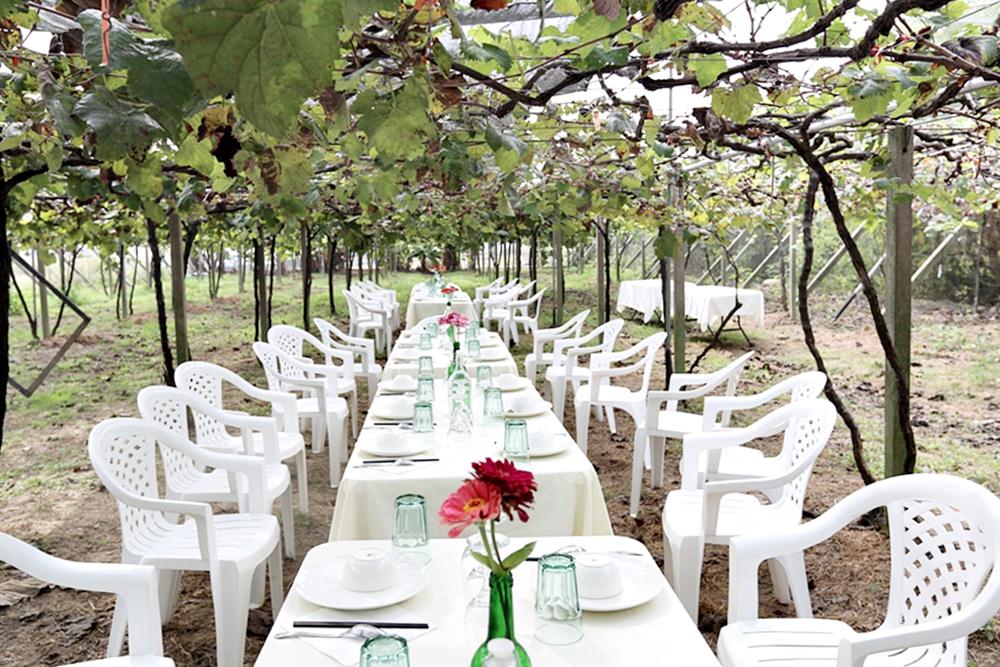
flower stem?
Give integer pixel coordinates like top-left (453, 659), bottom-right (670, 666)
top-left (490, 520), bottom-right (505, 574)
top-left (477, 522), bottom-right (496, 571)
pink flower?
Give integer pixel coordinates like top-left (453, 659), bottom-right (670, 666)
top-left (439, 311), bottom-right (470, 327)
top-left (441, 286), bottom-right (459, 295)
top-left (438, 479), bottom-right (502, 538)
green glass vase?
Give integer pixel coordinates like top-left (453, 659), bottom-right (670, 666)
top-left (470, 572), bottom-right (531, 667)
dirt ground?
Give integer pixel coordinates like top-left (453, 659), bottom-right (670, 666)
top-left (1, 285), bottom-right (999, 666)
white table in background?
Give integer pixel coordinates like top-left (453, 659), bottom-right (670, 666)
top-left (405, 283), bottom-right (477, 329)
top-left (616, 280), bottom-right (765, 331)
top-left (254, 536), bottom-right (721, 666)
top-left (329, 380), bottom-right (612, 541)
top-left (381, 331), bottom-right (519, 382)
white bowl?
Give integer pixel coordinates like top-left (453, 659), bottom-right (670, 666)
top-left (576, 553), bottom-right (623, 600)
top-left (382, 376), bottom-right (418, 393)
top-left (341, 548), bottom-right (397, 593)
top-left (369, 396), bottom-right (416, 421)
top-left (505, 395), bottom-right (551, 418)
top-left (493, 373), bottom-right (523, 391)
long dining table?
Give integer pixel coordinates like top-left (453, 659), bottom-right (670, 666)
top-left (328, 372), bottom-right (613, 541)
top-left (254, 536), bottom-right (721, 666)
top-left (405, 282), bottom-right (478, 328)
top-left (381, 328), bottom-right (519, 382)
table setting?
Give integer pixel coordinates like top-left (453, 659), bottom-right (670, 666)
top-left (259, 502), bottom-right (718, 666)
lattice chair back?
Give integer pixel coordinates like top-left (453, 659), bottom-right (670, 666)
top-left (136, 386), bottom-right (210, 485)
top-left (884, 489), bottom-right (1000, 663)
top-left (598, 319), bottom-right (626, 352)
top-left (254, 341), bottom-right (285, 392)
top-left (174, 361), bottom-right (226, 409)
top-left (637, 332), bottom-right (668, 395)
top-left (88, 419), bottom-right (177, 560)
top-left (267, 325), bottom-right (308, 359)
top-left (774, 399), bottom-right (836, 513)
top-left (342, 289), bottom-right (360, 321)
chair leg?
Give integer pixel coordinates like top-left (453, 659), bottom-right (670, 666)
top-left (510, 321), bottom-right (520, 345)
top-left (630, 429), bottom-right (647, 517)
top-left (107, 596), bottom-right (128, 658)
top-left (526, 360), bottom-right (537, 385)
top-left (367, 374), bottom-right (378, 402)
top-left (575, 400), bottom-right (590, 454)
top-left (606, 406), bottom-right (618, 433)
top-left (593, 403), bottom-right (604, 422)
top-left (651, 436), bottom-right (666, 487)
top-left (776, 552), bottom-right (812, 618)
top-left (328, 412), bottom-right (344, 487)
top-left (280, 487), bottom-right (295, 559)
top-left (295, 449), bottom-right (308, 514)
top-left (267, 543), bottom-right (284, 615)
top-left (665, 534), bottom-right (704, 622)
top-left (349, 389), bottom-right (359, 438)
top-left (157, 569), bottom-right (181, 623)
top-left (211, 562), bottom-right (252, 667)
top-left (311, 415), bottom-right (325, 454)
top-left (551, 379), bottom-right (566, 423)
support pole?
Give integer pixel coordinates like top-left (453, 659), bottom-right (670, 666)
top-left (36, 249), bottom-right (50, 338)
top-left (884, 126), bottom-right (913, 479)
top-left (595, 220), bottom-right (607, 324)
top-left (910, 224), bottom-right (963, 286)
top-left (742, 230), bottom-right (791, 287)
top-left (552, 226), bottom-right (564, 324)
top-left (672, 178), bottom-right (686, 372)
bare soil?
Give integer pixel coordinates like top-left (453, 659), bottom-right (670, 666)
top-left (2, 292), bottom-right (999, 666)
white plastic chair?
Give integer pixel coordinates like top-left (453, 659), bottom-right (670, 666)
top-left (254, 341), bottom-right (349, 487)
top-left (574, 331), bottom-right (667, 454)
top-left (343, 289), bottom-right (393, 355)
top-left (627, 351), bottom-right (755, 516)
top-left (680, 370), bottom-right (828, 492)
top-left (0, 532), bottom-right (173, 667)
top-left (544, 318), bottom-right (625, 423)
top-left (357, 282), bottom-right (400, 329)
top-left (137, 385), bottom-right (296, 559)
top-left (524, 309), bottom-right (590, 384)
top-left (314, 317), bottom-right (383, 401)
top-left (268, 324), bottom-right (359, 437)
top-left (88, 419), bottom-right (283, 667)
top-left (505, 287), bottom-right (546, 345)
top-left (481, 289), bottom-right (520, 346)
top-left (662, 399), bottom-right (836, 622)
top-left (720, 473), bottom-right (1000, 667)
top-left (175, 361), bottom-right (308, 516)
top-left (473, 277), bottom-right (503, 316)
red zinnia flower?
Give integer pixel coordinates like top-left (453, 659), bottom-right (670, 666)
top-left (438, 479), bottom-right (502, 538)
top-left (472, 458), bottom-right (537, 523)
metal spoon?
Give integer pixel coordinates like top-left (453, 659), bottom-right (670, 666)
top-left (275, 623), bottom-right (386, 641)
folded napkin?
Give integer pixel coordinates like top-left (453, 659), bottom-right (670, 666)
top-left (293, 606), bottom-right (434, 665)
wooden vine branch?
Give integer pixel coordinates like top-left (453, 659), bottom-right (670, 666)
top-left (796, 174), bottom-right (875, 484)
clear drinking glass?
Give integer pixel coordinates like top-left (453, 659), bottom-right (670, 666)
top-left (504, 419), bottom-right (529, 459)
top-left (360, 635), bottom-right (410, 666)
top-left (419, 333), bottom-right (433, 351)
top-left (393, 494), bottom-right (430, 565)
top-left (534, 553), bottom-right (583, 645)
top-left (476, 364), bottom-right (492, 387)
top-left (418, 355), bottom-right (434, 376)
top-left (416, 376), bottom-right (435, 402)
top-left (462, 531), bottom-right (512, 602)
top-left (426, 322), bottom-right (439, 337)
top-left (483, 387), bottom-right (505, 419)
top-left (467, 338), bottom-right (481, 360)
top-left (413, 401), bottom-right (434, 433)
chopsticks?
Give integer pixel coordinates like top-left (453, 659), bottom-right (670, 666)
top-left (292, 620), bottom-right (430, 630)
top-left (361, 458), bottom-right (440, 465)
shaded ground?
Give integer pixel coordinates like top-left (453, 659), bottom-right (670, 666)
top-left (1, 271), bottom-right (999, 665)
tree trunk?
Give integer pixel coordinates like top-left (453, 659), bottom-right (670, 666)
top-left (515, 237), bottom-right (522, 279)
top-left (129, 243), bottom-right (139, 314)
top-left (36, 248), bottom-right (51, 337)
top-left (238, 246), bottom-right (246, 293)
top-left (327, 235), bottom-right (337, 314)
top-left (52, 248), bottom-right (79, 335)
top-left (301, 221), bottom-right (312, 331)
top-left (169, 210), bottom-right (191, 363)
top-left (552, 227), bottom-right (564, 325)
top-left (0, 185), bottom-right (9, 449)
top-left (145, 217), bottom-right (175, 385)
top-left (268, 236), bottom-right (276, 330)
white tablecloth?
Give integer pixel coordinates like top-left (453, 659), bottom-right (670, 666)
top-left (616, 280), bottom-right (765, 331)
top-left (382, 331), bottom-right (518, 382)
top-left (329, 380), bottom-right (612, 541)
top-left (254, 536), bottom-right (721, 666)
top-left (405, 283), bottom-right (477, 328)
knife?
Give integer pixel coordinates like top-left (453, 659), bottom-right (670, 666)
top-left (292, 620), bottom-right (430, 630)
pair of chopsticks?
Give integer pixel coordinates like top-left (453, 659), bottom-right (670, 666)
top-left (361, 458), bottom-right (440, 465)
top-left (292, 620), bottom-right (429, 630)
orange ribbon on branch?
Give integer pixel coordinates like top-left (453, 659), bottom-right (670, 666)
top-left (100, 0), bottom-right (111, 66)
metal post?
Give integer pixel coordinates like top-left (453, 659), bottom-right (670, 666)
top-left (672, 178), bottom-right (686, 372)
top-left (884, 126), bottom-right (913, 478)
top-left (807, 224), bottom-right (866, 293)
top-left (595, 220), bottom-right (607, 324)
top-left (910, 224), bottom-right (963, 285)
top-left (742, 230), bottom-right (791, 287)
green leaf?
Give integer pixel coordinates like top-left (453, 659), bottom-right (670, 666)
top-left (460, 41), bottom-right (513, 72)
top-left (845, 76), bottom-right (892, 122)
top-left (689, 53), bottom-right (727, 87)
top-left (500, 542), bottom-right (536, 571)
top-left (654, 231), bottom-right (677, 259)
top-left (485, 120), bottom-right (527, 156)
top-left (79, 10), bottom-right (198, 135)
top-left (710, 84), bottom-right (761, 124)
top-left (579, 44), bottom-right (629, 69)
top-left (126, 157), bottom-right (164, 198)
top-left (354, 76), bottom-right (437, 161)
top-left (469, 549), bottom-right (504, 576)
top-left (174, 134), bottom-right (218, 177)
top-left (340, 0), bottom-right (396, 27)
top-left (162, 0), bottom-right (342, 137)
top-left (42, 88), bottom-right (85, 139)
top-left (74, 86), bottom-right (165, 161)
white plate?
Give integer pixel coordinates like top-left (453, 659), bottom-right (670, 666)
top-left (477, 347), bottom-right (509, 362)
top-left (296, 555), bottom-right (430, 610)
top-left (369, 396), bottom-right (415, 421)
top-left (493, 374), bottom-right (530, 392)
top-left (579, 555), bottom-right (663, 612)
top-left (478, 334), bottom-right (503, 348)
top-left (380, 376), bottom-right (418, 394)
top-left (529, 434), bottom-right (570, 457)
top-left (505, 396), bottom-right (552, 418)
top-left (357, 432), bottom-right (429, 458)
top-left (393, 348), bottom-right (422, 361)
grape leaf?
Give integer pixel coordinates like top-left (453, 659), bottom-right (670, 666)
top-left (78, 10), bottom-right (198, 135)
top-left (73, 86), bottom-right (165, 160)
top-left (689, 53), bottom-right (727, 87)
top-left (710, 84), bottom-right (761, 124)
top-left (162, 0), bottom-right (342, 137)
top-left (460, 41), bottom-right (513, 72)
top-left (354, 77), bottom-right (437, 161)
